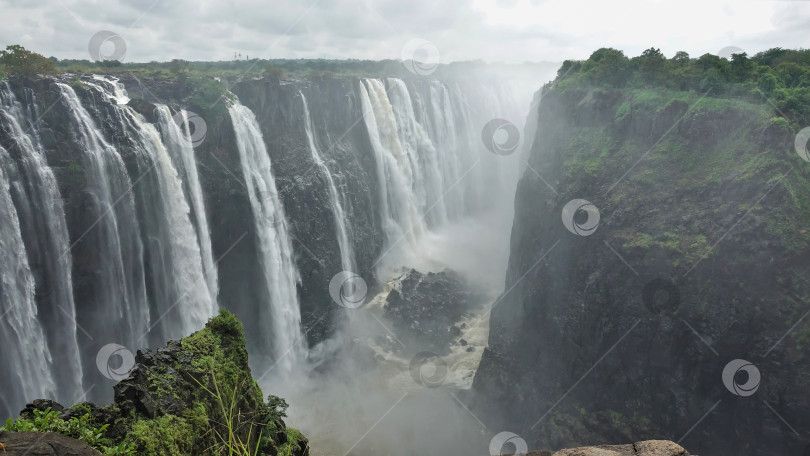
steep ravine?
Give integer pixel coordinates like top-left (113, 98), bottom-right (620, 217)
top-left (473, 84), bottom-right (810, 455)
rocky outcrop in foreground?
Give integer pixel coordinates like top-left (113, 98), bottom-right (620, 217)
top-left (1, 309), bottom-right (308, 456)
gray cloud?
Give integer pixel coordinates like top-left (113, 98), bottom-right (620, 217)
top-left (0, 0), bottom-right (808, 63)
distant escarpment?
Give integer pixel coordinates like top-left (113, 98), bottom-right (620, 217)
top-left (0, 309), bottom-right (308, 456)
top-left (473, 52), bottom-right (810, 455)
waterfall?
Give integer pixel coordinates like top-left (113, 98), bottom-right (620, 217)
top-left (358, 79), bottom-right (425, 258)
top-left (385, 79), bottom-right (448, 228)
top-left (426, 81), bottom-right (465, 218)
top-left (156, 107), bottom-right (219, 304)
top-left (228, 99), bottom-right (304, 373)
top-left (83, 78), bottom-right (217, 340)
top-left (0, 146), bottom-right (58, 419)
top-left (0, 83), bottom-right (83, 407)
top-left (57, 82), bottom-right (150, 348)
top-left (299, 91), bottom-right (356, 274)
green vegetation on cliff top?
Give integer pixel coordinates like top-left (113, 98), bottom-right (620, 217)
top-left (553, 46), bottom-right (810, 125)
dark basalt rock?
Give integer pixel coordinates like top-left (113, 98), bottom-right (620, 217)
top-left (19, 400), bottom-right (64, 419)
top-left (472, 84), bottom-right (810, 455)
top-left (384, 268), bottom-right (484, 353)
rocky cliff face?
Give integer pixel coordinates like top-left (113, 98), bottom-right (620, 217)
top-left (473, 85), bottom-right (810, 455)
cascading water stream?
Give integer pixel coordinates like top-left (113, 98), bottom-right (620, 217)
top-left (0, 145), bottom-right (57, 419)
top-left (426, 81), bottom-right (465, 218)
top-left (156, 107), bottom-right (219, 304)
top-left (57, 82), bottom-right (150, 349)
top-left (385, 79), bottom-right (448, 228)
top-left (358, 79), bottom-right (425, 263)
top-left (0, 83), bottom-right (83, 407)
top-left (228, 99), bottom-right (304, 374)
top-left (299, 91), bottom-right (356, 274)
top-left (84, 77), bottom-right (217, 340)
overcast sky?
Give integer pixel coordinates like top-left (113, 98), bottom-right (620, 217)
top-left (1, 0), bottom-right (809, 64)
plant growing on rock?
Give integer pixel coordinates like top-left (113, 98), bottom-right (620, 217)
top-left (1, 408), bottom-right (135, 455)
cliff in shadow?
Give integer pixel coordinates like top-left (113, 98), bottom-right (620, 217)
top-left (473, 50), bottom-right (810, 455)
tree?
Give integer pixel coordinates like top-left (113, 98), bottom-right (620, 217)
top-left (0, 45), bottom-right (57, 78)
top-left (169, 59), bottom-right (191, 82)
top-left (700, 67), bottom-right (725, 92)
top-left (262, 64), bottom-right (284, 80)
top-left (775, 62), bottom-right (804, 87)
top-left (636, 47), bottom-right (667, 84)
top-left (757, 72), bottom-right (778, 95)
top-left (671, 51), bottom-right (690, 66)
top-left (729, 52), bottom-right (755, 82)
top-left (583, 48), bottom-right (629, 87)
